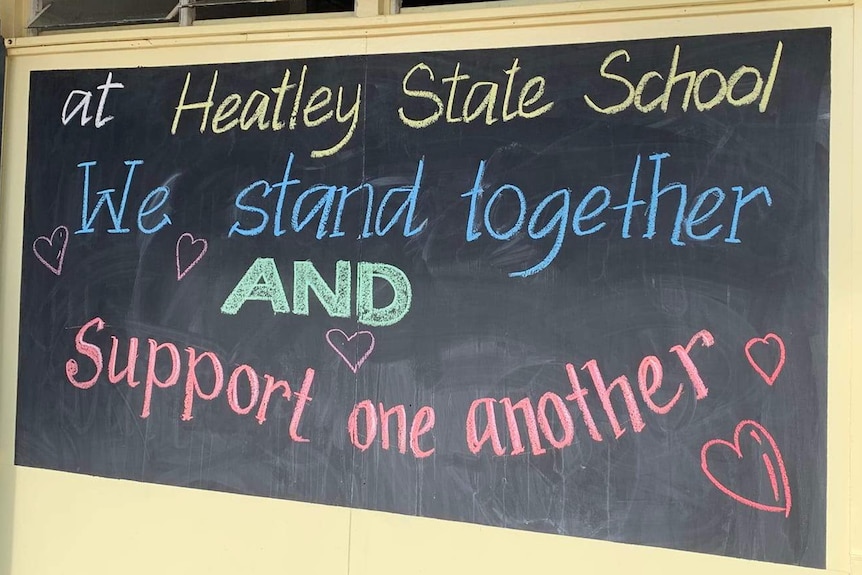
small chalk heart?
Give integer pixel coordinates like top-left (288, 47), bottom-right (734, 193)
top-left (744, 333), bottom-right (786, 386)
top-left (325, 329), bottom-right (375, 373)
top-left (33, 225), bottom-right (69, 276)
top-left (176, 232), bottom-right (208, 280)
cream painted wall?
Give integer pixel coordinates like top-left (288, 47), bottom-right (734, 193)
top-left (0, 2), bottom-right (858, 574)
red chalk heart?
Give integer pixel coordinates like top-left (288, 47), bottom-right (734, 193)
top-left (744, 333), bottom-right (786, 386)
top-left (700, 420), bottom-right (791, 517)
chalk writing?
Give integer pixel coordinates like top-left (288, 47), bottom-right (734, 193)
top-left (585, 41), bottom-right (783, 114)
top-left (220, 259), bottom-right (412, 326)
top-left (463, 153), bottom-right (772, 276)
top-left (20, 28), bottom-right (829, 566)
top-left (65, 317), bottom-right (315, 434)
top-left (227, 153), bottom-right (427, 240)
top-left (348, 400), bottom-right (436, 458)
top-left (466, 329), bottom-right (714, 455)
top-left (398, 58), bottom-right (554, 128)
top-left (75, 160), bottom-right (173, 235)
top-left (171, 68), bottom-right (362, 158)
top-left (61, 72), bottom-right (124, 128)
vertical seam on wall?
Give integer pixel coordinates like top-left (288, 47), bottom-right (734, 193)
top-left (850, 3), bottom-right (859, 571)
top-left (347, 509), bottom-right (354, 575)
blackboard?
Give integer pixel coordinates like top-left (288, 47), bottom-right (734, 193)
top-left (16, 27), bottom-right (830, 566)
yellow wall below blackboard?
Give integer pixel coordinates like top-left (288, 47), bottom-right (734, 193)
top-left (0, 1), bottom-right (858, 574)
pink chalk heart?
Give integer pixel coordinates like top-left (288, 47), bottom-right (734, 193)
top-left (325, 329), bottom-right (375, 373)
top-left (744, 333), bottom-right (786, 386)
top-left (33, 225), bottom-right (69, 276)
top-left (176, 233), bottom-right (208, 280)
top-left (701, 420), bottom-right (791, 517)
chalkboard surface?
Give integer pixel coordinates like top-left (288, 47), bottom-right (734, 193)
top-left (16, 28), bottom-right (830, 566)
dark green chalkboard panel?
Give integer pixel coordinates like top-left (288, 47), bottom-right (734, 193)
top-left (16, 27), bottom-right (829, 567)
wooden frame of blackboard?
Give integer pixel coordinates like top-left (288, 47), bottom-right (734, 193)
top-left (0, 1), bottom-right (857, 574)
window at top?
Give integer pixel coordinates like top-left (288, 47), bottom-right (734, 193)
top-left (28, 0), bottom-right (511, 32)
top-left (196, 0), bottom-right (351, 22)
top-left (28, 0), bottom-right (353, 32)
top-left (401, 0), bottom-right (502, 6)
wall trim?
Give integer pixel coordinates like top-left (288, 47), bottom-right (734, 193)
top-left (4, 0), bottom-right (851, 56)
